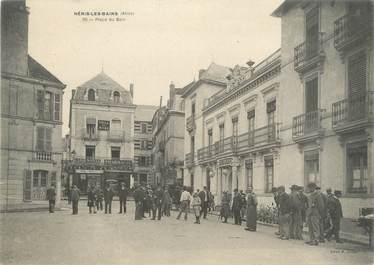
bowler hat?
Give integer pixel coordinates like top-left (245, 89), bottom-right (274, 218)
top-left (307, 182), bottom-right (317, 189)
top-left (290, 184), bottom-right (298, 191)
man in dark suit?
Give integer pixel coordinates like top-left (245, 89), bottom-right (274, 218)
top-left (198, 186), bottom-right (209, 219)
top-left (326, 189), bottom-right (343, 243)
top-left (278, 186), bottom-right (292, 240)
top-left (104, 185), bottom-right (114, 214)
top-left (118, 182), bottom-right (128, 214)
top-left (71, 185), bottom-right (80, 215)
top-left (46, 184), bottom-right (56, 213)
top-left (232, 189), bottom-right (243, 225)
top-left (153, 185), bottom-right (164, 220)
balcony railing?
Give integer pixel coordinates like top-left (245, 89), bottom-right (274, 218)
top-left (81, 129), bottom-right (99, 141)
top-left (294, 33), bottom-right (324, 72)
top-left (332, 91), bottom-right (374, 128)
top-left (334, 13), bottom-right (372, 51)
top-left (63, 156), bottom-right (133, 171)
top-left (108, 130), bottom-right (126, 142)
top-left (197, 124), bottom-right (280, 163)
top-left (33, 151), bottom-right (52, 161)
top-left (292, 109), bottom-right (322, 138)
top-left (186, 116), bottom-right (195, 132)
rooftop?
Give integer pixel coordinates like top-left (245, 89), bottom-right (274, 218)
top-left (28, 55), bottom-right (64, 85)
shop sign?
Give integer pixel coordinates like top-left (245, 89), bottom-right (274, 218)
top-left (217, 158), bottom-right (233, 167)
top-left (76, 169), bottom-right (104, 174)
top-left (98, 120), bottom-right (110, 131)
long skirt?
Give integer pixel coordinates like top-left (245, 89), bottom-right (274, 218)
top-left (246, 205), bottom-right (257, 230)
top-left (193, 206), bottom-right (201, 217)
top-left (135, 202), bottom-right (143, 220)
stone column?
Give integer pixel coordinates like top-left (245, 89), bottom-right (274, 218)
top-left (231, 165), bottom-right (238, 196)
top-left (217, 167), bottom-right (222, 205)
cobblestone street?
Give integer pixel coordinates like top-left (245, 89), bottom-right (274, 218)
top-left (0, 202), bottom-right (372, 265)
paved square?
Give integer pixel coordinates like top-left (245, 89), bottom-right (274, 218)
top-left (0, 202), bottom-right (372, 265)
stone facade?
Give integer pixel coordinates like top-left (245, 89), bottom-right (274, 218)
top-left (1, 0), bottom-right (66, 210)
top-left (152, 83), bottom-right (190, 186)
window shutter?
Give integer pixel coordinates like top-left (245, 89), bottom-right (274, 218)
top-left (54, 94), bottom-right (61, 121)
top-left (45, 128), bottom-right (52, 152)
top-left (348, 52), bottom-right (366, 96)
top-left (305, 78), bottom-right (318, 112)
top-left (247, 110), bottom-right (255, 119)
top-left (36, 127), bottom-right (45, 151)
top-left (37, 90), bottom-right (44, 119)
top-left (266, 100), bottom-right (276, 113)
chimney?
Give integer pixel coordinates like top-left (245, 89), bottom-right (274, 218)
top-left (159, 96), bottom-right (162, 108)
top-left (1, 0), bottom-right (29, 75)
top-left (198, 69), bottom-right (205, 79)
top-left (129, 83), bottom-right (134, 98)
top-left (169, 82), bottom-right (175, 90)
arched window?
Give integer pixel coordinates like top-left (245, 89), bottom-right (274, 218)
top-left (88, 89), bottom-right (95, 101)
top-left (113, 91), bottom-right (120, 103)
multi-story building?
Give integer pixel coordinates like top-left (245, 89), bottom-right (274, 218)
top-left (1, 0), bottom-right (66, 210)
top-left (64, 72), bottom-right (135, 194)
top-left (272, 0), bottom-right (373, 218)
top-left (152, 83), bottom-right (192, 186)
top-left (134, 105), bottom-right (158, 185)
top-left (182, 63), bottom-right (232, 191)
top-left (186, 53), bottom-right (281, 204)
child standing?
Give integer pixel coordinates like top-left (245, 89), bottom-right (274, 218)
top-left (192, 193), bottom-right (202, 224)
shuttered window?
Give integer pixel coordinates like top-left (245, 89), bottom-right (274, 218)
top-left (36, 127), bottom-right (52, 151)
top-left (305, 77), bottom-right (318, 113)
top-left (37, 90), bottom-right (44, 119)
top-left (54, 94), bottom-right (61, 121)
top-left (348, 52), bottom-right (366, 96)
top-left (306, 6), bottom-right (319, 58)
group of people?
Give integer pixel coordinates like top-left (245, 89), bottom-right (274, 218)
top-left (133, 183), bottom-right (173, 220)
top-left (272, 182), bottom-right (343, 245)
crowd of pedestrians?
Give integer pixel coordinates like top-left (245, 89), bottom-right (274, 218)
top-left (53, 180), bottom-right (344, 246)
top-left (272, 182), bottom-right (343, 245)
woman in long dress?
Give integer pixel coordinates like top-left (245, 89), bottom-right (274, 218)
top-left (221, 191), bottom-right (231, 223)
top-left (245, 187), bottom-right (258, 231)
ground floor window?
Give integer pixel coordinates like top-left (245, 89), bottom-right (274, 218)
top-left (347, 142), bottom-right (368, 193)
top-left (264, 157), bottom-right (273, 193)
top-left (304, 150), bottom-right (320, 186)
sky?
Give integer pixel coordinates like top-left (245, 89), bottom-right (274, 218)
top-left (27, 0), bottom-right (283, 135)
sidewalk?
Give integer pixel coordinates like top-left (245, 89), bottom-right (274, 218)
top-left (205, 209), bottom-right (370, 247)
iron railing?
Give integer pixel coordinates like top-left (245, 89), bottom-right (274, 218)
top-left (197, 124), bottom-right (280, 163)
top-left (334, 12), bottom-right (372, 50)
top-left (294, 32), bottom-right (323, 70)
top-left (81, 129), bottom-right (99, 141)
top-left (292, 109), bottom-right (322, 138)
top-left (332, 91), bottom-right (374, 127)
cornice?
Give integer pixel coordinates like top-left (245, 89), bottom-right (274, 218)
top-left (1, 71), bottom-right (66, 89)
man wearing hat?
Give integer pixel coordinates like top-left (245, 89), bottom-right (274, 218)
top-left (326, 190), bottom-right (343, 243)
top-left (277, 186), bottom-right (292, 240)
top-left (271, 187), bottom-right (280, 235)
top-left (289, 185), bottom-right (303, 240)
top-left (305, 182), bottom-right (324, 246)
top-left (316, 186), bottom-right (328, 242)
top-left (118, 182), bottom-right (128, 214)
top-left (232, 189), bottom-right (243, 225)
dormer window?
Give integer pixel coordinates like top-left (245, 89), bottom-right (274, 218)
top-left (113, 91), bottom-right (120, 103)
top-left (88, 89), bottom-right (95, 101)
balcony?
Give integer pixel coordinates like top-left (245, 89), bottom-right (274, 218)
top-left (332, 91), bottom-right (374, 134)
top-left (108, 130), bottom-right (126, 142)
top-left (32, 151), bottom-right (52, 162)
top-left (334, 13), bottom-right (372, 54)
top-left (292, 110), bottom-right (324, 143)
top-left (185, 152), bottom-right (194, 168)
top-left (63, 156), bottom-right (133, 172)
top-left (81, 129), bottom-right (99, 141)
top-left (294, 33), bottom-right (325, 75)
top-left (197, 124), bottom-right (280, 164)
top-left (186, 116), bottom-right (195, 132)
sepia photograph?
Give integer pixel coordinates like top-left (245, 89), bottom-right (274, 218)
top-left (0, 0), bottom-right (374, 264)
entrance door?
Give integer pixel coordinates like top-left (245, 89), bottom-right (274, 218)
top-left (32, 170), bottom-right (48, 200)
